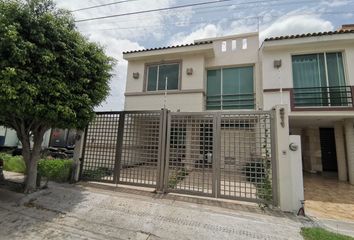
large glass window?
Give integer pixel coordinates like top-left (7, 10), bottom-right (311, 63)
top-left (146, 63), bottom-right (180, 91)
top-left (206, 66), bottom-right (254, 110)
top-left (292, 52), bottom-right (348, 107)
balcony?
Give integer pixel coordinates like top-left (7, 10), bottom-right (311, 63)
top-left (206, 93), bottom-right (255, 110)
top-left (292, 86), bottom-right (353, 109)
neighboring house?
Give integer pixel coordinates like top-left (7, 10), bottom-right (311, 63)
top-left (123, 26), bottom-right (354, 186)
top-left (261, 27), bottom-right (354, 184)
top-left (0, 126), bottom-right (76, 150)
top-left (0, 126), bottom-right (18, 148)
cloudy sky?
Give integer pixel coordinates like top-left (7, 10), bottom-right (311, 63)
top-left (55, 0), bottom-right (354, 111)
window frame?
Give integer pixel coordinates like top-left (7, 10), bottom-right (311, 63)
top-left (291, 51), bottom-right (350, 108)
top-left (291, 51), bottom-right (348, 88)
top-left (205, 64), bottom-right (255, 110)
top-left (144, 60), bottom-right (182, 92)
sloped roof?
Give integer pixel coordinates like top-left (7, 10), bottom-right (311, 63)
top-left (264, 29), bottom-right (354, 42)
top-left (122, 41), bottom-right (213, 54)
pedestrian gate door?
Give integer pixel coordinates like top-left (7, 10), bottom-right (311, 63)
top-left (81, 110), bottom-right (276, 204)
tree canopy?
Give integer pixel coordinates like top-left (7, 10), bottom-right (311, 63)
top-left (0, 0), bottom-right (114, 192)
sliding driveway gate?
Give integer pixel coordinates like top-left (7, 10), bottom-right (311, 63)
top-left (81, 110), bottom-right (276, 204)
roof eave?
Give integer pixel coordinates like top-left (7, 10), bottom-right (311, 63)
top-left (263, 32), bottom-right (354, 50)
top-left (123, 43), bottom-right (214, 61)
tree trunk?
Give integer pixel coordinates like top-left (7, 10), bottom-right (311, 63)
top-left (25, 157), bottom-right (38, 193)
top-left (21, 128), bottom-right (46, 193)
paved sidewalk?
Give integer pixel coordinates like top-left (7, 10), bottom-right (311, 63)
top-left (0, 183), bottom-right (311, 240)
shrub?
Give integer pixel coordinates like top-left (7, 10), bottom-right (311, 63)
top-left (0, 153), bottom-right (26, 173)
top-left (38, 159), bottom-right (73, 183)
top-left (81, 167), bottom-right (112, 180)
top-left (168, 167), bottom-right (189, 189)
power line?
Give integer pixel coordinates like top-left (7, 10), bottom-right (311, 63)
top-left (75, 0), bottom-right (354, 30)
top-left (77, 10), bottom-right (354, 32)
top-left (74, 0), bottom-right (341, 24)
top-left (74, 0), bottom-right (242, 22)
top-left (82, 0), bottom-right (338, 28)
top-left (71, 0), bottom-right (140, 12)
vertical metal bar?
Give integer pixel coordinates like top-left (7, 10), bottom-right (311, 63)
top-left (323, 52), bottom-right (331, 106)
top-left (114, 112), bottom-right (125, 184)
top-left (79, 126), bottom-right (89, 181)
top-left (213, 112), bottom-right (221, 198)
top-left (163, 111), bottom-right (172, 192)
top-left (157, 109), bottom-right (167, 192)
top-left (270, 110), bottom-right (278, 206)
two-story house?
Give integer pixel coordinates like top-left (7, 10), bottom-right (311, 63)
top-left (261, 29), bottom-right (354, 184)
top-left (123, 29), bottom-right (354, 189)
top-left (124, 32), bottom-right (261, 112)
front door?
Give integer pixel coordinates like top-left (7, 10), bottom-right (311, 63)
top-left (320, 128), bottom-right (338, 172)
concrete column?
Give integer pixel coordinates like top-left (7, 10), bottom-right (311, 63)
top-left (273, 105), bottom-right (292, 212)
top-left (344, 119), bottom-right (354, 185)
top-left (289, 135), bottom-right (304, 212)
top-left (73, 130), bottom-right (85, 182)
top-left (334, 122), bottom-right (348, 182)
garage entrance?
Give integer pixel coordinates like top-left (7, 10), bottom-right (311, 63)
top-left (80, 110), bottom-right (276, 205)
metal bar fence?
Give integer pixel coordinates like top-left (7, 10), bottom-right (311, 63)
top-left (81, 109), bottom-right (276, 205)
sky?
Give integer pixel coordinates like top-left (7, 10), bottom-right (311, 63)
top-left (55, 0), bottom-right (354, 111)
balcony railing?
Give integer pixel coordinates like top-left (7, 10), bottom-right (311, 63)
top-left (293, 86), bottom-right (353, 108)
top-left (206, 93), bottom-right (255, 110)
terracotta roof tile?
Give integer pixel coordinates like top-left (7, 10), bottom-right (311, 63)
top-left (264, 29), bottom-right (354, 42)
top-left (123, 41), bottom-right (213, 54)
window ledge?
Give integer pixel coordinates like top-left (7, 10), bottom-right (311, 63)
top-left (125, 89), bottom-right (205, 96)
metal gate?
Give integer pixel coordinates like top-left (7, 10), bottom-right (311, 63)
top-left (81, 110), bottom-right (166, 188)
top-left (164, 111), bottom-right (275, 204)
top-left (80, 109), bottom-right (276, 204)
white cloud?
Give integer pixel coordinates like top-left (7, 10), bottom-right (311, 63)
top-left (169, 24), bottom-right (222, 45)
top-left (260, 15), bottom-right (334, 41)
top-left (54, 0), bottom-right (183, 111)
top-left (320, 0), bottom-right (350, 7)
top-left (82, 33), bottom-right (144, 111)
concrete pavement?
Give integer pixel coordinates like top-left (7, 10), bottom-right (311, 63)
top-left (0, 182), bottom-right (313, 240)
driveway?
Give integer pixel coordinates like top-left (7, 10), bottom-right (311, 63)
top-left (0, 182), bottom-right (311, 240)
top-left (304, 174), bottom-right (354, 237)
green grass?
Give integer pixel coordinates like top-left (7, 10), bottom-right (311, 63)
top-left (301, 228), bottom-right (354, 240)
top-left (0, 153), bottom-right (26, 173)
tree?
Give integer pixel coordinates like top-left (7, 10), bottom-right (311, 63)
top-left (0, 0), bottom-right (114, 192)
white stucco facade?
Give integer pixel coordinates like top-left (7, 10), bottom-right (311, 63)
top-left (261, 32), bottom-right (354, 184)
top-left (123, 33), bottom-right (261, 111)
top-left (123, 30), bottom-right (354, 186)
top-left (261, 34), bottom-right (354, 113)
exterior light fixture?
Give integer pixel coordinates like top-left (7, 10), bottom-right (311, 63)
top-left (133, 72), bottom-right (140, 79)
top-left (274, 60), bottom-right (282, 69)
top-left (186, 68), bottom-right (193, 75)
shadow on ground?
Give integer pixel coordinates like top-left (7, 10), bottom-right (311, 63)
top-left (0, 172), bottom-right (89, 239)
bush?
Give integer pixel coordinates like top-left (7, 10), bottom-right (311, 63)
top-left (81, 167), bottom-right (112, 180)
top-left (0, 153), bottom-right (26, 173)
top-left (38, 159), bottom-right (73, 183)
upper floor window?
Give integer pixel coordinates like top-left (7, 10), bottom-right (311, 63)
top-left (292, 52), bottom-right (350, 107)
top-left (206, 66), bottom-right (254, 110)
top-left (146, 63), bottom-right (180, 91)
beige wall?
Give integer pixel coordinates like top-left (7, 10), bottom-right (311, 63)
top-left (205, 34), bottom-right (261, 109)
top-left (125, 54), bottom-right (206, 93)
top-left (125, 93), bottom-right (204, 112)
top-left (262, 36), bottom-right (354, 111)
top-left (124, 33), bottom-right (261, 111)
